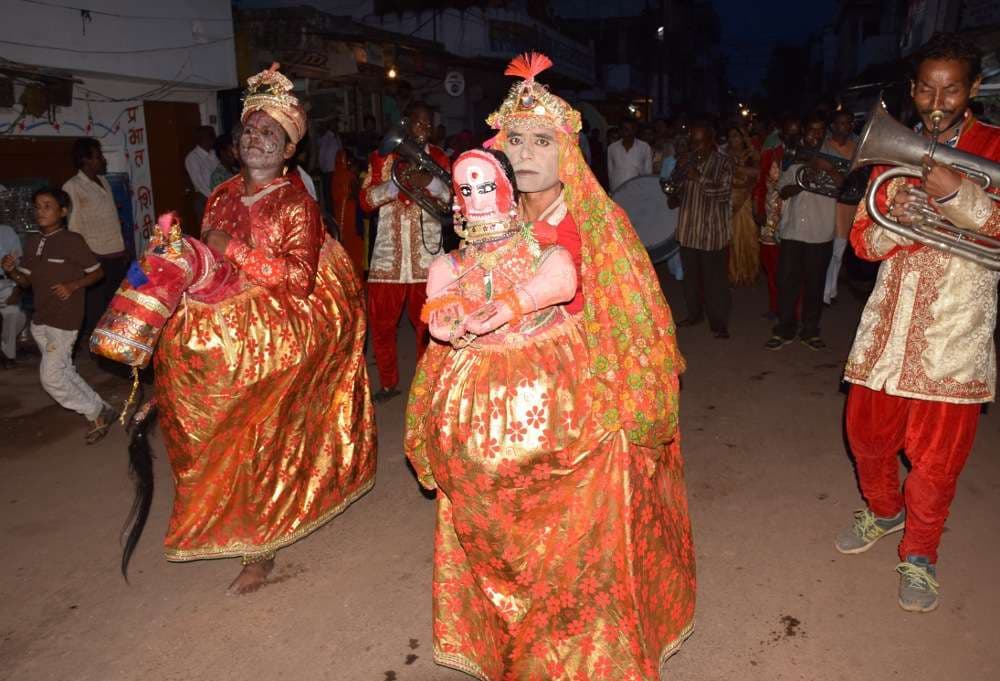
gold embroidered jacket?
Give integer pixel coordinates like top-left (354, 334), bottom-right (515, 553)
top-left (360, 146), bottom-right (452, 283)
top-left (844, 119), bottom-right (1000, 404)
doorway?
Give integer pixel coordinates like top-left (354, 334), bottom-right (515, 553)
top-left (144, 100), bottom-right (202, 235)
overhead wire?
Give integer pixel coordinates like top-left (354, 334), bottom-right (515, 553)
top-left (0, 36), bottom-right (234, 55)
top-left (18, 0), bottom-right (231, 22)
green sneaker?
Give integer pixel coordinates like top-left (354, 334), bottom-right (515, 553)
top-left (897, 555), bottom-right (939, 613)
top-left (800, 336), bottom-right (827, 351)
top-left (764, 335), bottom-right (792, 351)
top-left (834, 508), bottom-right (905, 554)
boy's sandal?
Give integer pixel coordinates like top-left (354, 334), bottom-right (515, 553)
top-left (85, 407), bottom-right (116, 445)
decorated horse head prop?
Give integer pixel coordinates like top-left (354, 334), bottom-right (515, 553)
top-left (90, 212), bottom-right (241, 368)
top-left (89, 212), bottom-right (242, 580)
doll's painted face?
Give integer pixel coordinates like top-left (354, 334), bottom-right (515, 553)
top-left (453, 151), bottom-right (514, 221)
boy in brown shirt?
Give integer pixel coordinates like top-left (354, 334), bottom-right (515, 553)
top-left (1, 187), bottom-right (115, 443)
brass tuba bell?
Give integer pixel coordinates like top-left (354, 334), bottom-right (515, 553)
top-left (787, 145), bottom-right (866, 203)
top-left (378, 118), bottom-right (453, 223)
top-left (851, 101), bottom-right (1000, 270)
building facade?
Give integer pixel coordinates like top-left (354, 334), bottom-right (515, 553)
top-left (0, 0), bottom-right (237, 251)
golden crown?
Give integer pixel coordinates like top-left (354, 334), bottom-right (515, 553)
top-left (243, 63), bottom-right (298, 113)
top-left (241, 63), bottom-right (307, 143)
top-left (486, 53), bottom-right (581, 135)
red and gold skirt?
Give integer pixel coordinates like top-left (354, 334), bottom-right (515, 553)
top-left (154, 239), bottom-right (376, 561)
top-left (407, 318), bottom-right (695, 680)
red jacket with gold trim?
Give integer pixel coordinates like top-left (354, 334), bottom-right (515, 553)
top-left (845, 118), bottom-right (1000, 403)
top-left (361, 145), bottom-right (452, 284)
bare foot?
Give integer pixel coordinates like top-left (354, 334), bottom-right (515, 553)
top-left (227, 558), bottom-right (275, 596)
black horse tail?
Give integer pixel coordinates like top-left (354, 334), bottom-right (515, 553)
top-left (121, 400), bottom-right (158, 581)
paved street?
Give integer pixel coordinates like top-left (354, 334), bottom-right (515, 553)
top-left (2, 274), bottom-right (998, 681)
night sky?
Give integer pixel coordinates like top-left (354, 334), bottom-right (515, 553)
top-left (714, 0), bottom-right (837, 94)
top-left (551, 0), bottom-right (838, 94)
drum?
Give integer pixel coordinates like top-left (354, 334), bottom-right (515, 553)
top-left (612, 174), bottom-right (679, 265)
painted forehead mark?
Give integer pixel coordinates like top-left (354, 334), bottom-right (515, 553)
top-left (457, 152), bottom-right (501, 175)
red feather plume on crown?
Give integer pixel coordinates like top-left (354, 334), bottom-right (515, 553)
top-left (486, 52), bottom-right (581, 134)
top-left (504, 52), bottom-right (553, 81)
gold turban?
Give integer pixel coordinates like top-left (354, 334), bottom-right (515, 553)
top-left (486, 52), bottom-right (581, 135)
top-left (241, 63), bottom-right (307, 144)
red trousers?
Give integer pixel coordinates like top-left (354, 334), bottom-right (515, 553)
top-left (760, 243), bottom-right (780, 314)
top-left (846, 384), bottom-right (980, 563)
top-left (367, 282), bottom-right (429, 390)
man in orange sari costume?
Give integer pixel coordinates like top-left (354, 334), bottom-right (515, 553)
top-left (154, 65), bottom-right (376, 594)
top-left (405, 54), bottom-right (695, 680)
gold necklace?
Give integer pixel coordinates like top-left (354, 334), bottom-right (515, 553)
top-left (462, 216), bottom-right (521, 243)
top-left (470, 231), bottom-right (523, 272)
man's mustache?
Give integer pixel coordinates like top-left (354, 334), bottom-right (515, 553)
top-left (243, 142), bottom-right (279, 153)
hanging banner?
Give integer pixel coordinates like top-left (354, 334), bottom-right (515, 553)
top-left (123, 104), bottom-right (154, 257)
top-left (0, 98), bottom-right (155, 257)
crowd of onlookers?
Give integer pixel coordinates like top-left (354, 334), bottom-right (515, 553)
top-left (593, 108), bottom-right (868, 347)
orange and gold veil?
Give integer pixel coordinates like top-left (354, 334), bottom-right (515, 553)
top-left (487, 52), bottom-right (685, 448)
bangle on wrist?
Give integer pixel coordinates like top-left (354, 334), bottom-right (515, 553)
top-left (934, 186), bottom-right (961, 204)
top-left (516, 284), bottom-right (537, 313)
top-left (497, 289), bottom-right (525, 321)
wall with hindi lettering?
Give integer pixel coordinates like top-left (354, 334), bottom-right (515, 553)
top-left (0, 76), bottom-right (217, 257)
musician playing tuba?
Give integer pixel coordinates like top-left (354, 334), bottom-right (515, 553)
top-left (763, 114), bottom-right (844, 352)
top-left (360, 102), bottom-right (453, 402)
top-left (836, 33), bottom-right (1000, 614)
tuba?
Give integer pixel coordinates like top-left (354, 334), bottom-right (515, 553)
top-left (851, 101), bottom-right (1000, 270)
top-left (378, 118), bottom-right (453, 222)
top-left (786, 145), bottom-right (852, 175)
top-left (788, 145), bottom-right (866, 204)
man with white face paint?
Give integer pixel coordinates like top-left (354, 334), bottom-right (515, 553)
top-left (405, 52), bottom-right (694, 680)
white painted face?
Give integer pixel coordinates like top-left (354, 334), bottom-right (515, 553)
top-left (504, 125), bottom-right (559, 193)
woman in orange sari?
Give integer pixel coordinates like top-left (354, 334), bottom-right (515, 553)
top-left (330, 149), bottom-right (365, 276)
